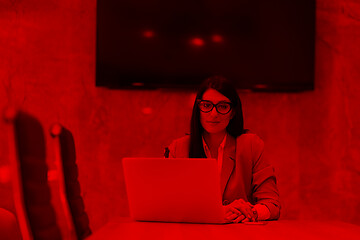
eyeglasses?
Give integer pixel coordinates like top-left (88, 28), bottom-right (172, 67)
top-left (197, 100), bottom-right (232, 114)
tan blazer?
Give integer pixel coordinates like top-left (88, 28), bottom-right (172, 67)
top-left (168, 133), bottom-right (280, 220)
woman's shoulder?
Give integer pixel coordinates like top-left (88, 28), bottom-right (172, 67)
top-left (170, 134), bottom-right (190, 145)
top-left (234, 132), bottom-right (265, 163)
top-left (168, 134), bottom-right (190, 158)
top-left (235, 131), bottom-right (264, 148)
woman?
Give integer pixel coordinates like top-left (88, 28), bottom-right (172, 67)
top-left (168, 76), bottom-right (280, 223)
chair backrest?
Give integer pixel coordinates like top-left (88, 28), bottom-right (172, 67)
top-left (4, 109), bottom-right (62, 240)
top-left (0, 207), bottom-right (22, 240)
top-left (50, 124), bottom-right (92, 239)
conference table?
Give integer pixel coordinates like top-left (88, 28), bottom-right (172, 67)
top-left (88, 217), bottom-right (360, 240)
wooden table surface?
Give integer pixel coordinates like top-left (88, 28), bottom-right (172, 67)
top-left (88, 218), bottom-right (360, 240)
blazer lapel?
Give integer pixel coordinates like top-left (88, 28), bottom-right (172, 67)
top-left (220, 135), bottom-right (236, 197)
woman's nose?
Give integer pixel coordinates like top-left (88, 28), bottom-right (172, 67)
top-left (210, 107), bottom-right (219, 116)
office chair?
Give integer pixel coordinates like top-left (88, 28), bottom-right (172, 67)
top-left (0, 207), bottom-right (22, 240)
top-left (50, 124), bottom-right (92, 239)
top-left (4, 108), bottom-right (62, 240)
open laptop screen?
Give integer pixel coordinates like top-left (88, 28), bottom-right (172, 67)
top-left (122, 158), bottom-right (226, 224)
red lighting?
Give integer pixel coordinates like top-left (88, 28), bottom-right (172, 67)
top-left (191, 37), bottom-right (204, 46)
top-left (254, 84), bottom-right (269, 89)
top-left (143, 30), bottom-right (154, 38)
top-left (212, 34), bottom-right (223, 43)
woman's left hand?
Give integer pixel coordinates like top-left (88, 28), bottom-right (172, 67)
top-left (223, 199), bottom-right (257, 223)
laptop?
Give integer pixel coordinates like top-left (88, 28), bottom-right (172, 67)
top-left (122, 158), bottom-right (226, 224)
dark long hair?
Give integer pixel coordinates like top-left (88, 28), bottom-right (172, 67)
top-left (189, 76), bottom-right (245, 158)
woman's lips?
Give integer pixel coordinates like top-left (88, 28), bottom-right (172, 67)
top-left (207, 121), bottom-right (220, 124)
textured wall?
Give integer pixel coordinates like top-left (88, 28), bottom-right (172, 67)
top-left (0, 0), bottom-right (359, 231)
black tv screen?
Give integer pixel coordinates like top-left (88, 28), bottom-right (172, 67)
top-left (96, 0), bottom-right (315, 91)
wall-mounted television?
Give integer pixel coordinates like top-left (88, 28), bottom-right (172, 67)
top-left (96, 0), bottom-right (315, 92)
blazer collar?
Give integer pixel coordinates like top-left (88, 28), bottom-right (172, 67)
top-left (220, 134), bottom-right (236, 197)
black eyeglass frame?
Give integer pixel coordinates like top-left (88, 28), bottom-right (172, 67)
top-left (196, 99), bottom-right (233, 114)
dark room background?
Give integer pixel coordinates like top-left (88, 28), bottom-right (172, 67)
top-left (0, 0), bottom-right (360, 231)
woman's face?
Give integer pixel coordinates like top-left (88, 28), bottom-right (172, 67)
top-left (199, 88), bottom-right (234, 134)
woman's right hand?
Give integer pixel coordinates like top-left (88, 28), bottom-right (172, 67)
top-left (223, 199), bottom-right (257, 223)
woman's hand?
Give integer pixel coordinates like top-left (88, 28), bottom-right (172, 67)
top-left (223, 199), bottom-right (257, 223)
